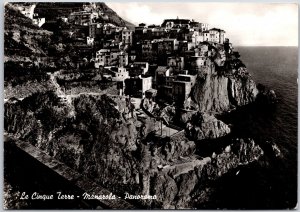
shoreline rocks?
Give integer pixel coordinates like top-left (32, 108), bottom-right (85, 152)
top-left (185, 112), bottom-right (231, 141)
top-left (150, 138), bottom-right (264, 209)
top-left (4, 91), bottom-right (278, 209)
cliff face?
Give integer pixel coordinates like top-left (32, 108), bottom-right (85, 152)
top-left (189, 55), bottom-right (259, 114)
top-left (151, 138), bottom-right (263, 209)
top-left (5, 92), bottom-right (141, 194)
top-left (190, 63), bottom-right (230, 113)
top-left (4, 92), bottom-right (265, 209)
top-left (185, 112), bottom-right (231, 141)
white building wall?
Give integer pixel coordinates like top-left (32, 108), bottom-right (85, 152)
top-left (118, 54), bottom-right (129, 67)
top-left (122, 30), bottom-right (133, 44)
top-left (32, 18), bottom-right (45, 27)
top-left (204, 32), bottom-right (210, 42)
top-left (142, 77), bottom-right (153, 96)
top-left (188, 42), bottom-right (196, 50)
top-left (87, 37), bottom-right (94, 45)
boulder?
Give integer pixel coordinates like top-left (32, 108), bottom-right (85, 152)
top-left (185, 112), bottom-right (231, 140)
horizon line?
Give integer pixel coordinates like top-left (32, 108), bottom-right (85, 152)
top-left (234, 45), bottom-right (298, 47)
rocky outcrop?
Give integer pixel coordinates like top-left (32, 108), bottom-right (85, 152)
top-left (256, 83), bottom-right (277, 105)
top-left (190, 63), bottom-right (231, 113)
top-left (190, 60), bottom-right (259, 114)
top-left (185, 112), bottom-right (231, 140)
top-left (3, 92), bottom-right (268, 209)
top-left (151, 138), bottom-right (264, 209)
top-left (228, 70), bottom-right (258, 106)
top-left (4, 92), bottom-right (141, 194)
top-left (151, 130), bottom-right (196, 162)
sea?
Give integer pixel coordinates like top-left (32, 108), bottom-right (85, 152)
top-left (204, 46), bottom-right (298, 209)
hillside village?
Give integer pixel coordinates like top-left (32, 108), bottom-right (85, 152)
top-left (4, 3), bottom-right (283, 210)
top-left (4, 2), bottom-right (260, 143)
top-left (12, 3), bottom-right (240, 109)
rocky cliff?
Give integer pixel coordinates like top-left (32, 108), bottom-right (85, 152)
top-left (189, 57), bottom-right (259, 114)
top-left (185, 112), bottom-right (231, 141)
top-left (5, 92), bottom-right (140, 194)
top-left (151, 138), bottom-right (263, 209)
top-left (4, 92), bottom-right (268, 209)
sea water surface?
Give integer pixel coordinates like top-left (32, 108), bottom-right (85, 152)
top-left (206, 46), bottom-right (298, 209)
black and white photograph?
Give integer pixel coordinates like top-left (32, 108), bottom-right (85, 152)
top-left (3, 2), bottom-right (298, 209)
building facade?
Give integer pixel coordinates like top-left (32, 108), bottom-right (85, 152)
top-left (122, 29), bottom-right (133, 45)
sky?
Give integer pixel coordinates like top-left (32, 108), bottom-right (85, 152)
top-left (107, 2), bottom-right (298, 46)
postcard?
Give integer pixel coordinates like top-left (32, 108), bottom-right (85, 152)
top-left (3, 2), bottom-right (298, 209)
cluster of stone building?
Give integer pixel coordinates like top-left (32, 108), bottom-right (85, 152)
top-left (16, 3), bottom-right (230, 106)
top-left (87, 18), bottom-right (227, 106)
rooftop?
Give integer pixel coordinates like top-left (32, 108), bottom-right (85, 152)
top-left (209, 28), bottom-right (226, 33)
top-left (161, 18), bottom-right (191, 27)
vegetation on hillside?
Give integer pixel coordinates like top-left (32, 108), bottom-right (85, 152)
top-left (34, 2), bottom-right (135, 29)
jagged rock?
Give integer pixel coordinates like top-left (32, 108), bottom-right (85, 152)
top-left (143, 130), bottom-right (196, 163)
top-left (152, 173), bottom-right (178, 209)
top-left (228, 76), bottom-right (258, 106)
top-left (4, 92), bottom-right (141, 196)
top-left (174, 170), bottom-right (198, 209)
top-left (150, 138), bottom-right (264, 209)
top-left (271, 143), bottom-right (282, 158)
top-left (165, 131), bottom-right (196, 161)
top-left (190, 51), bottom-right (261, 114)
top-left (4, 92), bottom-right (276, 209)
top-left (185, 112), bottom-right (231, 140)
top-left (256, 83), bottom-right (278, 105)
top-left (191, 65), bottom-right (231, 113)
top-left (265, 140), bottom-right (283, 158)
